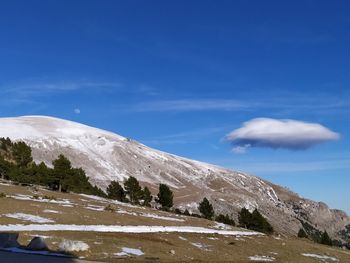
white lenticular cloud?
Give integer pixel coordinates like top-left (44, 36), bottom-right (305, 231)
top-left (226, 118), bottom-right (339, 153)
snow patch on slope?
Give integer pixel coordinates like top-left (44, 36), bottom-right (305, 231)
top-left (0, 224), bottom-right (263, 236)
top-left (4, 213), bottom-right (54, 223)
top-left (115, 247), bottom-right (144, 257)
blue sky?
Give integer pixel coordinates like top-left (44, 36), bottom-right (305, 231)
top-left (0, 1), bottom-right (349, 213)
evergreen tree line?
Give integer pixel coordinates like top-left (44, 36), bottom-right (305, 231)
top-left (103, 172), bottom-right (338, 245)
top-left (297, 227), bottom-right (333, 246)
top-left (237, 207), bottom-right (273, 234)
top-left (196, 198), bottom-right (273, 234)
top-left (0, 137), bottom-right (105, 196)
top-left (106, 177), bottom-right (173, 209)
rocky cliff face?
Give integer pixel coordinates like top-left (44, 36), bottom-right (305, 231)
top-left (0, 116), bottom-right (349, 244)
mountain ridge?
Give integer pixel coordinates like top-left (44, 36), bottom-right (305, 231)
top-left (0, 115), bottom-right (349, 245)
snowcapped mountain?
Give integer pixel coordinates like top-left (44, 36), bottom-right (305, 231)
top-left (0, 116), bottom-right (349, 243)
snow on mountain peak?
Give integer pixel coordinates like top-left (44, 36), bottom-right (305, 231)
top-left (0, 115), bottom-right (125, 140)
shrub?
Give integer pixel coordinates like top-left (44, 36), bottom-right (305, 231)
top-left (43, 195), bottom-right (56, 200)
top-left (320, 231), bottom-right (332, 246)
top-left (190, 213), bottom-right (202, 218)
top-left (104, 204), bottom-right (117, 212)
top-left (0, 192), bottom-right (6, 198)
top-left (215, 214), bottom-right (235, 226)
top-left (297, 228), bottom-right (308, 238)
top-left (174, 208), bottom-right (182, 215)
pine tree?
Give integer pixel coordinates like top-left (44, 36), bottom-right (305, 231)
top-left (142, 186), bottom-right (152, 206)
top-left (33, 162), bottom-right (54, 186)
top-left (156, 183), bottom-right (173, 210)
top-left (198, 197), bottom-right (215, 220)
top-left (52, 154), bottom-right (72, 192)
top-left (183, 209), bottom-right (190, 216)
top-left (0, 156), bottom-right (10, 180)
top-left (124, 176), bottom-right (142, 204)
top-left (250, 209), bottom-right (273, 234)
top-left (320, 231), bottom-right (332, 246)
top-left (107, 181), bottom-right (126, 201)
top-left (297, 228), bottom-right (308, 238)
top-left (12, 141), bottom-right (33, 167)
top-left (238, 207), bottom-right (252, 228)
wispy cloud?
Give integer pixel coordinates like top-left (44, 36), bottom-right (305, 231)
top-left (122, 90), bottom-right (350, 115)
top-left (2, 80), bottom-right (123, 98)
top-left (230, 159), bottom-right (350, 174)
top-left (142, 126), bottom-right (227, 145)
top-left (130, 99), bottom-right (254, 112)
top-left (226, 118), bottom-right (340, 153)
top-left (231, 144), bottom-right (251, 154)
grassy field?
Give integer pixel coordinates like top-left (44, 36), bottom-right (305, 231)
top-left (0, 182), bottom-right (349, 262)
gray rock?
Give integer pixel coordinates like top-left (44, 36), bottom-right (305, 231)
top-left (27, 237), bottom-right (48, 251)
top-left (0, 233), bottom-right (20, 248)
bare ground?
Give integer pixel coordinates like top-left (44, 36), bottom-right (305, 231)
top-left (0, 183), bottom-right (349, 262)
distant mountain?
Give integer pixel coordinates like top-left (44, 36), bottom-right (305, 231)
top-left (0, 116), bottom-right (349, 245)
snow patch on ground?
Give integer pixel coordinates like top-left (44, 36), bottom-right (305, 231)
top-left (0, 224), bottom-right (263, 236)
top-left (249, 255), bottom-right (275, 261)
top-left (141, 213), bottom-right (185, 222)
top-left (301, 253), bottom-right (338, 262)
top-left (4, 213), bottom-right (54, 223)
top-left (213, 222), bottom-right (232, 230)
top-left (43, 209), bottom-right (60, 214)
top-left (116, 209), bottom-right (138, 216)
top-left (61, 204), bottom-right (74, 207)
top-left (79, 194), bottom-right (107, 202)
top-left (85, 205), bottom-right (105, 211)
top-left (79, 194), bottom-right (140, 209)
top-left (115, 247), bottom-right (144, 257)
top-left (179, 236), bottom-right (187, 241)
top-left (59, 240), bottom-right (90, 252)
top-left (191, 242), bottom-right (211, 251)
top-left (10, 194), bottom-right (73, 205)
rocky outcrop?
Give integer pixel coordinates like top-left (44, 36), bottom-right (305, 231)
top-left (27, 237), bottom-right (48, 251)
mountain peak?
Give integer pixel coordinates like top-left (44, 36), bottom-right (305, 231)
top-left (0, 116), bottom-right (348, 243)
top-left (0, 115), bottom-right (125, 141)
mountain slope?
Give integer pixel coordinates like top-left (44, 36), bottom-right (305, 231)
top-left (1, 182), bottom-right (349, 262)
top-left (0, 116), bottom-right (349, 244)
